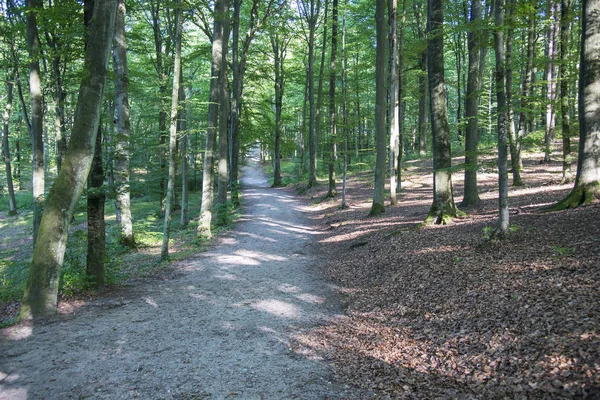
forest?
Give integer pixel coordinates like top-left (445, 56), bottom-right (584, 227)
top-left (1, 0), bottom-right (599, 397)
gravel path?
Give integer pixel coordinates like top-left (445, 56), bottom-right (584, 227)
top-left (0, 153), bottom-right (354, 399)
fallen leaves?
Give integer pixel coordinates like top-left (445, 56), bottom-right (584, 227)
top-left (295, 156), bottom-right (600, 398)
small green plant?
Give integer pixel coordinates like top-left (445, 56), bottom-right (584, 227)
top-left (551, 246), bottom-right (575, 257)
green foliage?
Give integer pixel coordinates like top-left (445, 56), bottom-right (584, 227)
top-left (551, 246), bottom-right (575, 257)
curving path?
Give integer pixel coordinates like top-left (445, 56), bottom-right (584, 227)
top-left (0, 152), bottom-right (354, 399)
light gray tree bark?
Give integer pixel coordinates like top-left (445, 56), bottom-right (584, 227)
top-left (217, 0), bottom-right (230, 209)
top-left (162, 0), bottom-right (183, 259)
top-left (26, 0), bottom-right (45, 245)
top-left (2, 72), bottom-right (17, 216)
top-left (389, 0), bottom-right (399, 204)
top-left (560, 0), bottom-right (573, 182)
top-left (198, 0), bottom-right (225, 237)
top-left (20, 0), bottom-right (117, 319)
top-left (113, 0), bottom-right (135, 247)
top-left (493, 0), bottom-right (509, 235)
top-left (327, 0), bottom-right (338, 198)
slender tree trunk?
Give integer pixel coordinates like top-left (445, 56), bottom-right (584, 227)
top-left (113, 0), bottom-right (135, 247)
top-left (544, 0), bottom-right (559, 162)
top-left (396, 0), bottom-right (406, 192)
top-left (305, 0), bottom-right (321, 187)
top-left (370, 0), bottom-right (387, 216)
top-left (20, 0), bottom-right (117, 319)
top-left (462, 0), bottom-right (482, 207)
top-left (199, 0), bottom-right (225, 237)
top-left (3, 73), bottom-right (17, 216)
top-left (389, 0), bottom-right (399, 204)
top-left (316, 0), bottom-right (329, 183)
top-left (230, 0), bottom-right (242, 204)
top-left (553, 0), bottom-right (600, 209)
top-left (161, 0), bottom-right (183, 260)
top-left (217, 0), bottom-right (230, 208)
top-left (560, 0), bottom-right (573, 182)
top-left (515, 0), bottom-right (537, 186)
top-left (51, 56), bottom-right (67, 173)
top-left (341, 2), bottom-right (348, 209)
top-left (272, 33), bottom-right (287, 187)
top-left (180, 72), bottom-right (189, 228)
top-left (86, 124), bottom-right (106, 289)
top-left (327, 0), bottom-right (338, 198)
top-left (425, 0), bottom-right (458, 225)
top-left (494, 0), bottom-right (509, 235)
top-left (27, 0), bottom-right (45, 245)
top-left (506, 0), bottom-right (518, 185)
top-left (414, 0), bottom-right (427, 157)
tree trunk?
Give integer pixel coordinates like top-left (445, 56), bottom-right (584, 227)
top-left (396, 0), bottom-right (406, 192)
top-left (341, 3), bottom-right (348, 209)
top-left (27, 0), bottom-right (45, 245)
top-left (180, 72), bottom-right (189, 228)
top-left (370, 0), bottom-right (387, 216)
top-left (113, 0), bottom-right (135, 247)
top-left (230, 0), bottom-right (242, 205)
top-left (327, 0), bottom-right (338, 198)
top-left (20, 0), bottom-right (117, 319)
top-left (2, 72), bottom-right (17, 216)
top-left (272, 33), bottom-right (287, 187)
top-left (161, 0), bottom-right (183, 260)
top-left (553, 0), bottom-right (600, 209)
top-left (461, 0), bottom-right (482, 207)
top-left (414, 0), bottom-right (427, 157)
top-left (493, 0), bottom-right (510, 235)
top-left (316, 0), bottom-right (329, 186)
top-left (198, 0), bottom-right (225, 237)
top-left (217, 0), bottom-right (230, 208)
top-left (425, 0), bottom-right (458, 225)
top-left (544, 0), bottom-right (559, 163)
top-left (86, 124), bottom-right (106, 289)
top-left (560, 0), bottom-right (573, 182)
top-left (389, 0), bottom-right (399, 204)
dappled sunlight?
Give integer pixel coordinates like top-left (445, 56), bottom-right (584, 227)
top-left (213, 273), bottom-right (239, 281)
top-left (249, 299), bottom-right (301, 319)
top-left (295, 293), bottom-right (325, 304)
top-left (143, 297), bottom-right (158, 308)
top-left (1, 322), bottom-right (33, 340)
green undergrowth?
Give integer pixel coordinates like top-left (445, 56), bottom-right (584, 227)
top-left (0, 189), bottom-right (241, 318)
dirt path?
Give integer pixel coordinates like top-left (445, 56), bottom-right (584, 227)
top-left (0, 153), bottom-right (356, 399)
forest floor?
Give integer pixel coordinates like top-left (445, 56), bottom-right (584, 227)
top-left (293, 151), bottom-right (600, 398)
top-left (1, 149), bottom-right (599, 399)
top-left (0, 152), bottom-right (366, 399)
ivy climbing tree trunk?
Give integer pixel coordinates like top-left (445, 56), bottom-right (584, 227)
top-left (20, 0), bottom-right (117, 319)
top-left (553, 0), bottom-right (600, 209)
top-left (113, 0), bottom-right (135, 247)
top-left (425, 0), bottom-right (459, 225)
top-left (26, 0), bottom-right (45, 245)
top-left (370, 0), bottom-right (387, 216)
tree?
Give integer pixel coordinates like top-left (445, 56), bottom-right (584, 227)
top-left (327, 0), bottom-right (338, 198)
top-left (424, 0), bottom-right (459, 224)
top-left (271, 30), bottom-right (289, 187)
top-left (217, 0), bottom-right (230, 209)
top-left (553, 0), bottom-right (600, 209)
top-left (461, 0), bottom-right (483, 207)
top-left (389, 0), bottom-right (399, 205)
top-left (559, 0), bottom-right (574, 182)
top-left (26, 0), bottom-right (45, 245)
top-left (113, 0), bottom-right (135, 247)
top-left (370, 0), bottom-right (387, 216)
top-left (20, 0), bottom-right (117, 319)
top-left (2, 70), bottom-right (18, 216)
top-left (198, 0), bottom-right (225, 237)
top-left (298, 0), bottom-right (321, 188)
top-left (162, 0), bottom-right (183, 260)
top-left (493, 0), bottom-right (509, 235)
